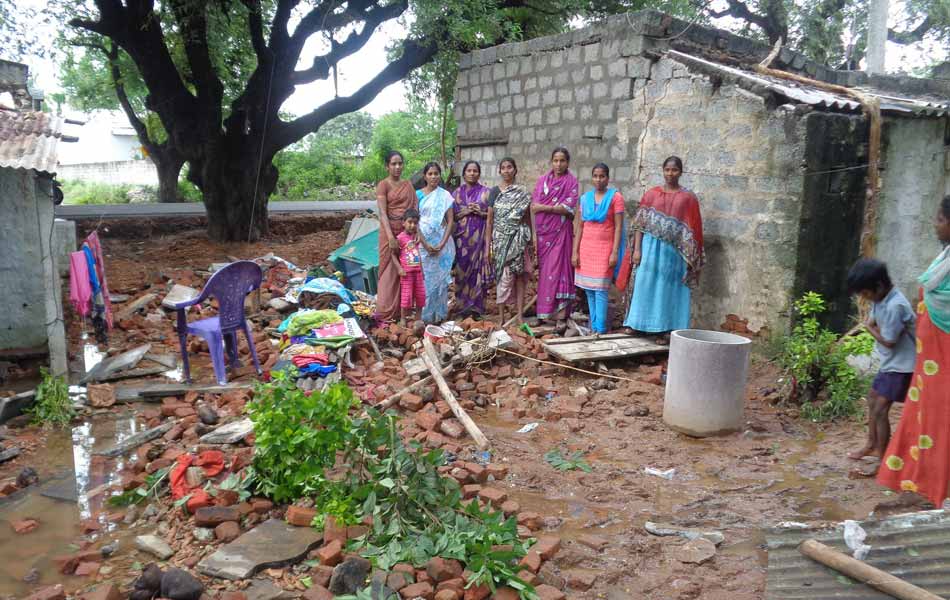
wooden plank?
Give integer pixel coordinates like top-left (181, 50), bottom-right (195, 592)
top-left (543, 333), bottom-right (634, 346)
top-left (544, 336), bottom-right (668, 363)
top-left (421, 338), bottom-right (489, 449)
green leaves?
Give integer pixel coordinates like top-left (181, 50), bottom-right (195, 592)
top-left (29, 368), bottom-right (74, 428)
top-left (107, 466), bottom-right (171, 507)
top-left (778, 292), bottom-right (873, 421)
top-left (544, 448), bottom-right (593, 472)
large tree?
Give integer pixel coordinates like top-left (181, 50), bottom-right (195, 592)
top-left (65, 0), bottom-right (532, 241)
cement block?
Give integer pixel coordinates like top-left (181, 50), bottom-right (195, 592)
top-left (584, 43), bottom-right (600, 63)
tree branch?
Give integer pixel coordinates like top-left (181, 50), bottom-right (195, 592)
top-left (167, 0), bottom-right (224, 111)
top-left (241, 0), bottom-right (269, 61)
top-left (706, 0), bottom-right (769, 30)
top-left (105, 42), bottom-right (152, 149)
top-left (888, 16), bottom-right (933, 44)
top-left (291, 0), bottom-right (407, 85)
top-left (271, 38), bottom-right (438, 152)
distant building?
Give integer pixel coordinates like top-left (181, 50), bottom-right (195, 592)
top-left (58, 110), bottom-right (158, 187)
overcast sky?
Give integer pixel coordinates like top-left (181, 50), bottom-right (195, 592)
top-left (20, 3), bottom-right (940, 121)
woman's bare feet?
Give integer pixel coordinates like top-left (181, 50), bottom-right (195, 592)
top-left (847, 446), bottom-right (879, 460)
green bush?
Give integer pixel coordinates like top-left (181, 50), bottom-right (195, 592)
top-left (778, 292), bottom-right (875, 420)
top-left (29, 368), bottom-right (74, 427)
top-left (60, 180), bottom-right (138, 205)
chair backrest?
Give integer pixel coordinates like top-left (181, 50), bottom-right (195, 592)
top-left (201, 261), bottom-right (263, 329)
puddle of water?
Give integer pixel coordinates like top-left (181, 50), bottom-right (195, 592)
top-left (0, 412), bottom-right (143, 597)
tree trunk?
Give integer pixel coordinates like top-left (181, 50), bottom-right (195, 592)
top-left (154, 154), bottom-right (185, 203)
top-left (194, 151), bottom-right (276, 242)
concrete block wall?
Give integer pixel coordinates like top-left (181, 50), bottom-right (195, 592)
top-left (454, 12), bottom-right (812, 331)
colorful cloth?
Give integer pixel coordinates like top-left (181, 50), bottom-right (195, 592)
top-left (291, 353), bottom-right (330, 367)
top-left (878, 293), bottom-right (950, 507)
top-left (290, 277), bottom-right (356, 304)
top-left (401, 270), bottom-right (426, 310)
top-left (453, 183), bottom-right (493, 316)
top-left (69, 251), bottom-right (92, 317)
top-left (532, 170), bottom-right (578, 319)
top-left (397, 231), bottom-right (422, 272)
top-left (375, 179), bottom-right (417, 321)
top-left (278, 309), bottom-right (343, 336)
top-left (576, 189), bottom-right (626, 291)
top-left (417, 187), bottom-right (456, 323)
top-left (491, 184), bottom-right (533, 277)
top-left (631, 186), bottom-right (704, 287)
top-left (920, 245), bottom-right (950, 333)
top-left (624, 233), bottom-right (691, 332)
top-left (84, 232), bottom-right (114, 329)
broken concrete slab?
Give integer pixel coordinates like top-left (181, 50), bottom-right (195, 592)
top-left (114, 382), bottom-right (253, 403)
top-left (244, 579), bottom-right (296, 600)
top-left (94, 422), bottom-right (175, 457)
top-left (116, 294), bottom-right (158, 322)
top-left (543, 334), bottom-right (668, 363)
top-left (645, 522), bottom-right (725, 546)
top-left (97, 366), bottom-right (168, 383)
top-left (38, 472), bottom-right (79, 503)
top-left (199, 418), bottom-right (253, 445)
top-left (144, 353), bottom-right (179, 369)
top-left (0, 447), bottom-right (20, 463)
top-left (198, 518), bottom-right (324, 580)
top-left (135, 534), bottom-right (174, 560)
top-left (0, 390), bottom-right (35, 425)
top-left (267, 298), bottom-right (294, 313)
top-left (108, 293), bottom-right (130, 303)
top-left (162, 284), bottom-right (200, 309)
top-left (402, 358), bottom-right (428, 377)
top-left (675, 538), bottom-right (717, 564)
top-left (81, 344), bottom-right (152, 384)
top-left (488, 330), bottom-right (513, 350)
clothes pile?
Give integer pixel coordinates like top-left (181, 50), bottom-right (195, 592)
top-left (68, 231), bottom-right (114, 344)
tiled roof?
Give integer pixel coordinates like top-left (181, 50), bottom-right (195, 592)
top-left (0, 109), bottom-right (64, 173)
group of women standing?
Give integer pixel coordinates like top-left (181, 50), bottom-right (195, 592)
top-left (374, 147), bottom-right (705, 337)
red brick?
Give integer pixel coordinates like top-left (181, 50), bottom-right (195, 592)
top-left (477, 488), bottom-right (508, 507)
top-left (215, 521), bottom-right (241, 542)
top-left (577, 534), bottom-right (608, 552)
top-left (517, 512), bottom-right (542, 530)
top-left (400, 393), bottom-right (425, 411)
top-left (251, 499), bottom-right (273, 514)
top-left (462, 462), bottom-right (487, 483)
top-left (476, 381), bottom-right (496, 395)
top-left (518, 551), bottom-right (542, 573)
top-left (436, 578), bottom-right (464, 594)
top-left (301, 585), bottom-right (333, 600)
top-left (24, 586), bottom-right (65, 600)
top-left (491, 588), bottom-right (520, 600)
top-left (462, 484), bottom-right (481, 499)
top-left (387, 571), bottom-right (413, 591)
top-left (433, 401), bottom-right (453, 418)
top-left (10, 518), bottom-right (39, 534)
top-left (74, 561), bottom-right (100, 577)
top-left (310, 564), bottom-right (334, 589)
top-left (534, 584), bottom-right (566, 600)
top-left (439, 419), bottom-right (465, 439)
top-left (435, 590), bottom-right (459, 600)
top-left (80, 584), bottom-right (122, 600)
top-left (534, 536), bottom-right (561, 560)
top-left (565, 569), bottom-right (597, 590)
top-left (323, 515), bottom-right (347, 543)
top-left (517, 570), bottom-right (539, 586)
top-left (286, 505), bottom-right (317, 527)
top-left (521, 384), bottom-right (541, 397)
top-left (195, 506), bottom-right (241, 527)
top-left (499, 500), bottom-right (520, 516)
top-left (462, 584), bottom-right (490, 600)
top-left (54, 550), bottom-right (101, 575)
top-left (415, 411), bottom-right (442, 431)
top-left (400, 582), bottom-right (434, 599)
top-left (316, 539), bottom-right (343, 566)
top-left (426, 557), bottom-right (463, 582)
top-left (485, 465), bottom-right (508, 480)
top-left (146, 457), bottom-right (174, 473)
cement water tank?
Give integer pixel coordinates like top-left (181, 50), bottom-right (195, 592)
top-left (663, 329), bottom-right (751, 437)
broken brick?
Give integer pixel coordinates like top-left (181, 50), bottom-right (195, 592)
top-left (534, 584), bottom-right (566, 600)
top-left (415, 411), bottom-right (442, 431)
top-left (439, 419), bottom-right (464, 439)
top-left (426, 557), bottom-right (463, 582)
top-left (400, 581), bottom-right (434, 599)
top-left (400, 393), bottom-right (425, 411)
top-left (518, 551), bottom-right (542, 573)
top-left (301, 585), bottom-right (333, 600)
top-left (194, 506), bottom-right (241, 527)
top-left (10, 518), bottom-right (39, 534)
top-left (477, 488), bottom-right (508, 507)
top-left (215, 521), bottom-right (241, 542)
top-left (316, 539), bottom-right (343, 566)
top-left (534, 536), bottom-right (561, 560)
top-left (286, 505), bottom-right (317, 527)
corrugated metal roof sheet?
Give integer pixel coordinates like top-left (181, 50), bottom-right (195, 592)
top-left (766, 509), bottom-right (950, 599)
top-left (0, 109), bottom-right (63, 173)
top-left (668, 50), bottom-right (950, 118)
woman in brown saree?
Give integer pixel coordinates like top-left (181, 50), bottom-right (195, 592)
top-left (375, 151), bottom-right (417, 322)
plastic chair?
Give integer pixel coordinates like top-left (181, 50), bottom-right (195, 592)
top-left (174, 261), bottom-right (263, 385)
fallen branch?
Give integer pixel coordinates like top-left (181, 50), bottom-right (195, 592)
top-left (422, 337), bottom-right (489, 449)
top-left (799, 539), bottom-right (942, 600)
top-left (374, 363), bottom-right (454, 412)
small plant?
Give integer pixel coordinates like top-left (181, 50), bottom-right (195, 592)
top-left (544, 448), bottom-right (592, 472)
top-left (29, 368), bottom-right (74, 427)
top-left (246, 371), bottom-right (357, 502)
top-left (107, 466), bottom-right (171, 507)
top-left (778, 292), bottom-right (874, 421)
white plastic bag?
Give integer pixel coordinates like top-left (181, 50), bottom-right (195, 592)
top-left (843, 520), bottom-right (871, 560)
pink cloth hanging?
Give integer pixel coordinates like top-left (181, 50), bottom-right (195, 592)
top-left (84, 231), bottom-right (114, 329)
top-left (69, 251), bottom-right (92, 317)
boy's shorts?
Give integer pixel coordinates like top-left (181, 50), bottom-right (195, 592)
top-left (871, 371), bottom-right (913, 403)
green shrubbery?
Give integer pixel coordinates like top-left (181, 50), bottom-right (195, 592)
top-left (246, 374), bottom-right (534, 597)
top-left (777, 292), bottom-right (875, 421)
top-left (28, 368), bottom-right (74, 427)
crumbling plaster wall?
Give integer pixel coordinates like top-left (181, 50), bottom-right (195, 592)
top-left (877, 117), bottom-right (950, 303)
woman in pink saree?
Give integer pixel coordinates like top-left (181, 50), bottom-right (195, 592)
top-left (531, 147), bottom-right (579, 329)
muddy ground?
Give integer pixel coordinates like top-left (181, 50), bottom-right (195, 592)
top-left (0, 214), bottom-right (909, 599)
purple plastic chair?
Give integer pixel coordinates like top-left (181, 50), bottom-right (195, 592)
top-left (174, 261), bottom-right (263, 385)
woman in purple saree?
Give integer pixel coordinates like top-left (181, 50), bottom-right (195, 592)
top-left (453, 160), bottom-right (493, 317)
top-left (531, 147), bottom-right (579, 329)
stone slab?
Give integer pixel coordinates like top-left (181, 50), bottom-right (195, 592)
top-left (162, 285), bottom-right (200, 310)
top-left (199, 418), bottom-right (254, 444)
top-left (38, 473), bottom-right (79, 503)
top-left (81, 344), bottom-right (152, 384)
top-left (198, 518), bottom-right (324, 580)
